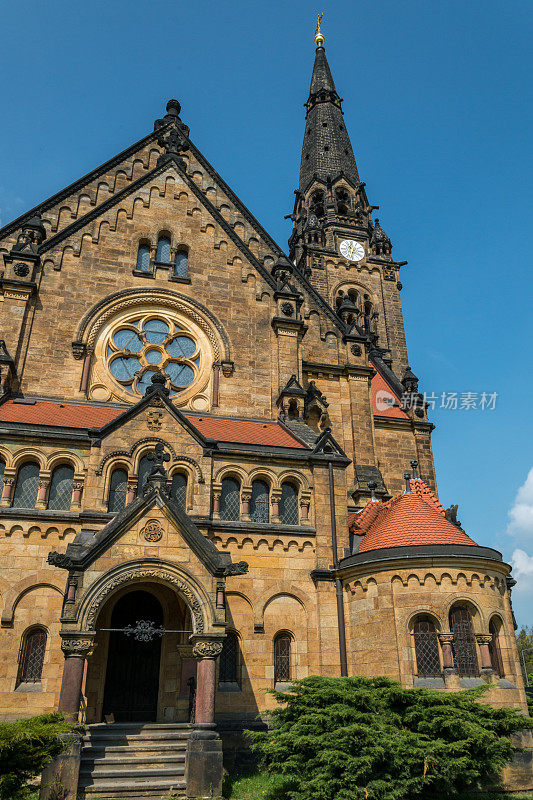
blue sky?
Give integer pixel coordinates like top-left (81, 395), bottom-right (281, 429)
top-left (1, 1), bottom-right (532, 625)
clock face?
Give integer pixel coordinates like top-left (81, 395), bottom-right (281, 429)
top-left (339, 239), bottom-right (365, 262)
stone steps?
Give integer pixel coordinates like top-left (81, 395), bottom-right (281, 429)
top-left (77, 723), bottom-right (192, 799)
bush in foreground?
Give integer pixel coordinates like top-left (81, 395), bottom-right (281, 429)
top-left (0, 713), bottom-right (73, 800)
top-left (250, 675), bottom-right (532, 800)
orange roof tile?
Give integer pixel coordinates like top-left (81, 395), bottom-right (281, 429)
top-left (184, 415), bottom-right (305, 448)
top-left (0, 399), bottom-right (306, 449)
top-left (350, 478), bottom-right (477, 552)
top-left (371, 371), bottom-right (408, 419)
top-left (0, 399), bottom-right (123, 428)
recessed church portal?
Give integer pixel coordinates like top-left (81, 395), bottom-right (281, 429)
top-left (102, 590), bottom-right (163, 722)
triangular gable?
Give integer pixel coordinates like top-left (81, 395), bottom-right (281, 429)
top-left (48, 485), bottom-right (248, 576)
top-left (312, 427), bottom-right (349, 460)
top-left (89, 386), bottom-right (210, 447)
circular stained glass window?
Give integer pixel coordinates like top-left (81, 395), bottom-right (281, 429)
top-left (105, 315), bottom-right (201, 397)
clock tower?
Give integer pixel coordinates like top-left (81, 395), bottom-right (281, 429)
top-left (288, 24), bottom-right (409, 377)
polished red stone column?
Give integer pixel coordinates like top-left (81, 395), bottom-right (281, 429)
top-left (438, 633), bottom-right (455, 670)
top-left (476, 634), bottom-right (494, 671)
top-left (192, 640), bottom-right (223, 725)
top-left (58, 638), bottom-right (93, 722)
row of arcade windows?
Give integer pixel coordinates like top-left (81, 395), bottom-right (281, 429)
top-left (218, 631), bottom-right (292, 688)
top-left (107, 458), bottom-right (187, 513)
top-left (413, 607), bottom-right (505, 678)
top-left (136, 236), bottom-right (189, 277)
top-left (219, 478), bottom-right (300, 525)
top-left (0, 460), bottom-right (74, 511)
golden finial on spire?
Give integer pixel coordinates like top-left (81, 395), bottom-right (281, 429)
top-left (314, 13), bottom-right (325, 47)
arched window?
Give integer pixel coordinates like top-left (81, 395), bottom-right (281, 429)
top-left (450, 605), bottom-right (479, 676)
top-left (17, 627), bottom-right (47, 686)
top-left (274, 633), bottom-right (292, 684)
top-left (156, 235), bottom-right (171, 263)
top-left (12, 462), bottom-right (40, 509)
top-left (136, 455), bottom-right (152, 496)
top-left (136, 243), bottom-right (150, 272)
top-left (489, 617), bottom-right (504, 677)
top-left (309, 191), bottom-right (325, 219)
top-left (335, 187), bottom-right (351, 216)
top-left (280, 482), bottom-right (299, 525)
top-left (413, 616), bottom-right (441, 676)
top-left (0, 457), bottom-right (5, 497)
top-left (220, 478), bottom-right (240, 521)
top-left (251, 479), bottom-right (269, 523)
top-left (170, 473), bottom-right (187, 507)
top-left (174, 249), bottom-right (188, 278)
top-left (219, 631), bottom-right (239, 685)
top-left (108, 468), bottom-right (128, 513)
top-left (47, 465), bottom-right (74, 511)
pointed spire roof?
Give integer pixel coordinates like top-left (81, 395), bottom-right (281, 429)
top-left (299, 37), bottom-right (360, 193)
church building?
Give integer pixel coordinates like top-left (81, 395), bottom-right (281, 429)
top-left (0, 19), bottom-right (527, 800)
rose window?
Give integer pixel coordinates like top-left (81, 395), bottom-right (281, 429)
top-left (106, 316), bottom-right (200, 397)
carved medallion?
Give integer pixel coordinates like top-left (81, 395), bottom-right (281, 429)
top-left (147, 410), bottom-right (163, 430)
top-left (142, 519), bottom-right (163, 542)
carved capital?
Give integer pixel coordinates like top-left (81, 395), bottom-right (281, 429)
top-left (192, 639), bottom-right (224, 660)
top-left (438, 633), bottom-right (454, 645)
top-left (61, 637), bottom-right (94, 658)
top-left (475, 634), bottom-right (493, 646)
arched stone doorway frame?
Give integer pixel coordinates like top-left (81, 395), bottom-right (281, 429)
top-left (75, 558), bottom-right (219, 638)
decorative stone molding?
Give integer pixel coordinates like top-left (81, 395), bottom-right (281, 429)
top-left (475, 634), bottom-right (493, 646)
top-left (60, 637), bottom-right (94, 658)
top-left (192, 640), bottom-right (224, 660)
top-left (83, 564), bottom-right (207, 634)
top-left (141, 519), bottom-right (163, 542)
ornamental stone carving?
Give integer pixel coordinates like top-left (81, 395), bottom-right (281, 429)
top-left (192, 640), bottom-right (224, 659)
top-left (142, 519), bottom-right (163, 542)
top-left (85, 568), bottom-right (205, 633)
top-left (61, 638), bottom-right (94, 657)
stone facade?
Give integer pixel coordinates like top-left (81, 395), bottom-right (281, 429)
top-left (0, 32), bottom-right (528, 788)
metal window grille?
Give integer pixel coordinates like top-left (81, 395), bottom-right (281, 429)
top-left (450, 606), bottom-right (479, 676)
top-left (12, 462), bottom-right (39, 509)
top-left (174, 250), bottom-right (188, 277)
top-left (220, 478), bottom-right (240, 521)
top-left (108, 469), bottom-right (128, 513)
top-left (136, 244), bottom-right (150, 271)
top-left (136, 456), bottom-right (152, 496)
top-left (47, 465), bottom-right (74, 511)
top-left (219, 632), bottom-right (238, 683)
top-left (280, 483), bottom-right (299, 525)
top-left (274, 635), bottom-right (291, 683)
top-left (171, 473), bottom-right (187, 507)
top-left (413, 618), bottom-right (441, 676)
top-left (17, 628), bottom-right (47, 684)
top-left (156, 236), bottom-right (171, 263)
top-left (0, 458), bottom-right (4, 498)
top-left (489, 621), bottom-right (504, 677)
top-left (251, 480), bottom-right (269, 523)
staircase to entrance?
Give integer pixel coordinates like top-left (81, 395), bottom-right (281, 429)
top-left (78, 722), bottom-right (193, 799)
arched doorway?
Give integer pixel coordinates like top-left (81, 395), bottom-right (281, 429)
top-left (102, 590), bottom-right (163, 722)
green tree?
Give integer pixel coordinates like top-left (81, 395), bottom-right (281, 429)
top-left (0, 713), bottom-right (73, 800)
top-left (251, 676), bottom-right (532, 800)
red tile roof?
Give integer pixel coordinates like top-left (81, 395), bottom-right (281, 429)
top-left (350, 478), bottom-right (478, 552)
top-left (371, 371), bottom-right (408, 419)
top-left (0, 399), bottom-right (123, 428)
top-left (0, 399), bottom-right (306, 449)
top-left (186, 416), bottom-right (305, 448)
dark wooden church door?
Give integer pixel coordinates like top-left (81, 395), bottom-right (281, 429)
top-left (102, 590), bottom-right (163, 722)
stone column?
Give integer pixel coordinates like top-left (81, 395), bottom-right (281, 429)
top-left (271, 490), bottom-right (281, 524)
top-left (476, 634), bottom-right (495, 675)
top-left (58, 637), bottom-right (94, 722)
top-left (212, 485), bottom-right (221, 519)
top-left (36, 477), bottom-right (50, 509)
top-left (438, 633), bottom-right (460, 688)
top-left (241, 490), bottom-right (251, 522)
top-left (71, 479), bottom-right (84, 509)
top-left (0, 476), bottom-right (14, 506)
top-left (192, 639), bottom-right (223, 725)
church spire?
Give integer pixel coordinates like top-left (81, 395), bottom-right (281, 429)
top-left (298, 18), bottom-right (360, 194)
